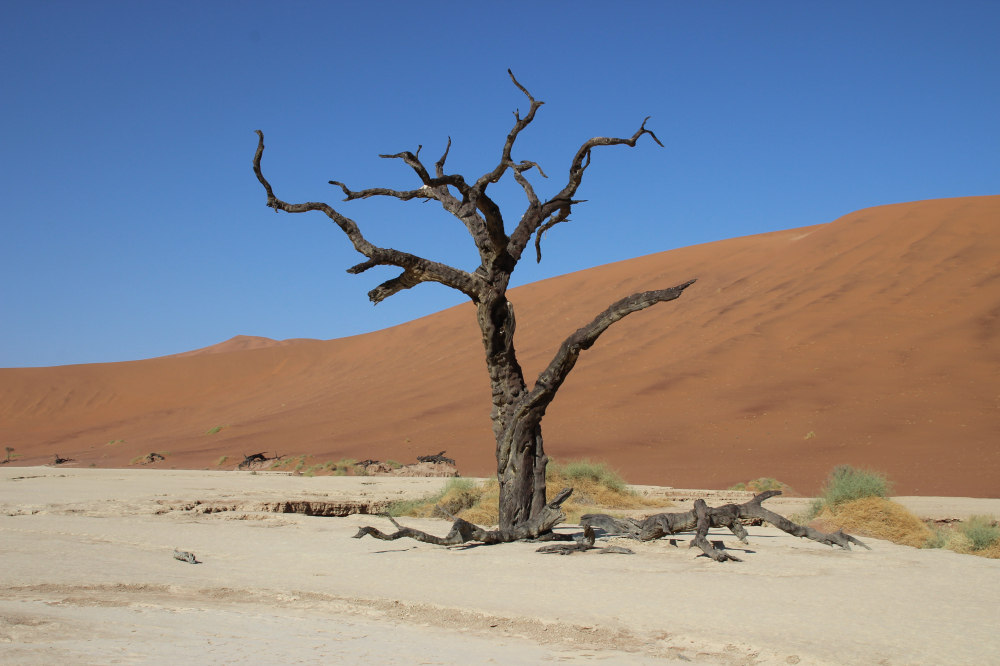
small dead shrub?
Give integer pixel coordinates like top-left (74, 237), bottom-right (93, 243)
top-left (729, 477), bottom-right (793, 494)
top-left (816, 497), bottom-right (933, 548)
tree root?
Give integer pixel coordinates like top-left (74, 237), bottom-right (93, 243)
top-left (354, 487), bottom-right (575, 546)
top-left (354, 489), bottom-right (869, 563)
top-left (582, 490), bottom-right (871, 562)
top-left (535, 526), bottom-right (635, 555)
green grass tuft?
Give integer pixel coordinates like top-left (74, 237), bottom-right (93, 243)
top-left (387, 478), bottom-right (482, 518)
top-left (819, 464), bottom-right (892, 509)
top-left (206, 425), bottom-right (228, 435)
top-left (548, 458), bottom-right (626, 493)
top-left (961, 515), bottom-right (1000, 551)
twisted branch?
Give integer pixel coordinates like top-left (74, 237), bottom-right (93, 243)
top-left (530, 279), bottom-right (696, 404)
top-left (508, 117), bottom-right (663, 263)
top-left (253, 130), bottom-right (485, 304)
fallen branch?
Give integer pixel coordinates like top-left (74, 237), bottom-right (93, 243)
top-left (536, 525), bottom-right (635, 555)
top-left (582, 490), bottom-right (870, 562)
top-left (237, 452), bottom-right (283, 470)
top-left (173, 549), bottom-right (199, 564)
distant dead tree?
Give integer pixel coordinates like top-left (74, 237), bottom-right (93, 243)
top-left (253, 71), bottom-right (694, 531)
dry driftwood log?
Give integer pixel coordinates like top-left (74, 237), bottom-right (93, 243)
top-left (172, 549), bottom-right (198, 564)
top-left (237, 452), bottom-right (282, 470)
top-left (416, 451), bottom-right (456, 466)
top-left (582, 490), bottom-right (871, 562)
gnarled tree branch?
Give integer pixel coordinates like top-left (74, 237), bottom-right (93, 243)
top-left (529, 279), bottom-right (696, 405)
top-left (507, 117), bottom-right (663, 263)
top-left (534, 207), bottom-right (570, 263)
top-left (253, 130), bottom-right (485, 304)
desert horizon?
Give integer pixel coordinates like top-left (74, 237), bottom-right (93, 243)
top-left (2, 195), bottom-right (997, 498)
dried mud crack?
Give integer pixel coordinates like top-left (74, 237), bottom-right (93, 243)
top-left (155, 498), bottom-right (393, 517)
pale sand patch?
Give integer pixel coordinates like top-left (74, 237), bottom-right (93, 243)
top-left (1, 468), bottom-right (998, 665)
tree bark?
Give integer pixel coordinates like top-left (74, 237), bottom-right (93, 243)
top-left (353, 487), bottom-right (575, 545)
top-left (581, 490), bottom-right (871, 562)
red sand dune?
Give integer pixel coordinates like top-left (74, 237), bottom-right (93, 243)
top-left (1, 196), bottom-right (998, 496)
top-left (169, 335), bottom-right (318, 357)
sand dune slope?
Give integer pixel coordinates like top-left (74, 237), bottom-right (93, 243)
top-left (1, 196), bottom-right (997, 496)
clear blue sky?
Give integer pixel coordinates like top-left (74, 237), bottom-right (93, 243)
top-left (2, 1), bottom-right (997, 368)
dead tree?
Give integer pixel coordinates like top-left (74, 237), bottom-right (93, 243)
top-left (354, 489), bottom-right (869, 560)
top-left (237, 452), bottom-right (281, 470)
top-left (254, 71), bottom-right (694, 530)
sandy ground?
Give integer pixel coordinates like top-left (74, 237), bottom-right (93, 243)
top-left (2, 469), bottom-right (998, 665)
top-left (3, 195), bottom-right (1000, 497)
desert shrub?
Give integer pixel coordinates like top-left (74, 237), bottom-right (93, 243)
top-left (459, 478), bottom-right (501, 525)
top-left (921, 519), bottom-right (1000, 558)
top-left (961, 515), bottom-right (1000, 551)
top-left (388, 460), bottom-right (672, 527)
top-left (729, 477), bottom-right (792, 494)
top-left (384, 460), bottom-right (403, 469)
top-left (205, 425), bottom-right (228, 435)
top-left (923, 525), bottom-right (949, 550)
top-left (819, 465), bottom-right (892, 509)
top-left (216, 456), bottom-right (228, 466)
top-left (817, 497), bottom-right (933, 548)
top-left (549, 459), bottom-right (626, 493)
top-left (391, 478), bottom-right (484, 518)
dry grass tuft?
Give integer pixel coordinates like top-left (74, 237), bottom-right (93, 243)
top-left (390, 460), bottom-right (672, 527)
top-left (728, 477), bottom-right (794, 494)
top-left (816, 497), bottom-right (933, 548)
top-left (545, 461), bottom-right (672, 524)
top-left (926, 515), bottom-right (1000, 558)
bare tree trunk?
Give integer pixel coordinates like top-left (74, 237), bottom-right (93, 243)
top-left (476, 295), bottom-right (549, 528)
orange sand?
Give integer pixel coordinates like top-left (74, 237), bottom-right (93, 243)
top-left (1, 196), bottom-right (998, 496)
